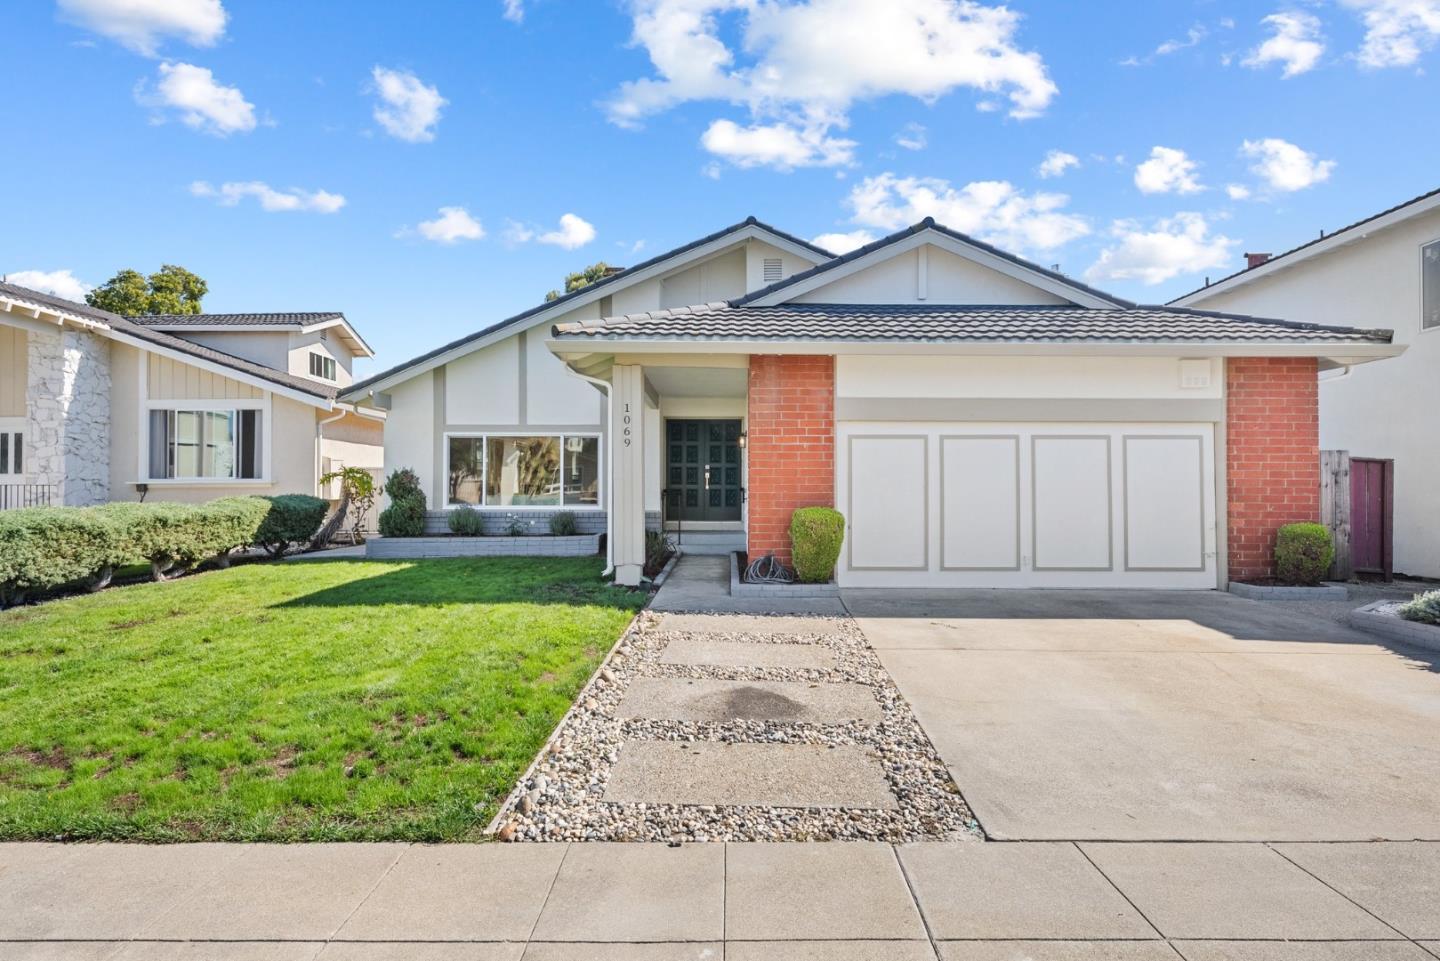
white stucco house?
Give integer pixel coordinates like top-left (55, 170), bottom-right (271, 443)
top-left (0, 281), bottom-right (383, 510)
top-left (347, 215), bottom-right (1401, 588)
top-left (1174, 186), bottom-right (1440, 578)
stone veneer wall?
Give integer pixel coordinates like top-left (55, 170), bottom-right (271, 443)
top-left (26, 327), bottom-right (111, 506)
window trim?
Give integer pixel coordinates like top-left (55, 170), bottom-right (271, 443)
top-left (1422, 237), bottom-right (1440, 334)
top-left (0, 417), bottom-right (24, 478)
top-left (441, 430), bottom-right (603, 510)
top-left (309, 351), bottom-right (337, 381)
top-left (140, 397), bottom-right (272, 485)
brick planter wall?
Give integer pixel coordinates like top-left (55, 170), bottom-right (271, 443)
top-left (1226, 356), bottom-right (1320, 582)
top-left (746, 355), bottom-right (835, 567)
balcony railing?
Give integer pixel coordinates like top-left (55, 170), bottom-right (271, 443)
top-left (0, 484), bottom-right (57, 510)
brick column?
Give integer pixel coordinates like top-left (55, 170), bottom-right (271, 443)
top-left (746, 355), bottom-right (835, 568)
top-left (1226, 356), bottom-right (1320, 582)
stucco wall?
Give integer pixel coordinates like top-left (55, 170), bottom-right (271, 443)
top-left (287, 327), bottom-right (354, 387)
top-left (176, 330), bottom-right (291, 372)
top-left (1188, 207), bottom-right (1440, 575)
top-left (383, 370), bottom-right (436, 505)
top-left (795, 245), bottom-right (1070, 305)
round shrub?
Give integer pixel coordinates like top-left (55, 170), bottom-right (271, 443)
top-left (379, 495), bottom-right (426, 538)
top-left (254, 494), bottom-right (329, 557)
top-left (1398, 589), bottom-right (1440, 626)
top-left (199, 496), bottom-right (272, 566)
top-left (384, 468), bottom-right (424, 503)
top-left (1274, 522), bottom-right (1334, 585)
top-left (0, 507), bottom-right (125, 605)
top-left (789, 506), bottom-right (845, 584)
top-left (550, 510), bottom-right (578, 536)
top-left (448, 505), bottom-right (485, 536)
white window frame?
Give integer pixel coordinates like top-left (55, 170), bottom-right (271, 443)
top-left (140, 396), bottom-right (272, 486)
top-left (0, 416), bottom-right (25, 479)
top-left (1422, 237), bottom-right (1440, 334)
top-left (309, 351), bottom-right (337, 381)
top-left (441, 430), bottom-right (603, 511)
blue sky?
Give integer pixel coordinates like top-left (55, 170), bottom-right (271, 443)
top-left (5, 0), bottom-right (1439, 377)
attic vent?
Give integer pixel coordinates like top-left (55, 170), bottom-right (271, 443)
top-left (763, 258), bottom-right (783, 283)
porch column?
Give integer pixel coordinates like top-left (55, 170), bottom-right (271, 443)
top-left (610, 364), bottom-right (647, 585)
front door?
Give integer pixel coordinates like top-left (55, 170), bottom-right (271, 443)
top-left (665, 419), bottom-right (742, 522)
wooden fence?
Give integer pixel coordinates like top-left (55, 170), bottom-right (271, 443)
top-left (1319, 449), bottom-right (1352, 581)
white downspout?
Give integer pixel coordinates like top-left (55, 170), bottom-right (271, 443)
top-left (564, 368), bottom-right (616, 577)
top-left (316, 406), bottom-right (347, 496)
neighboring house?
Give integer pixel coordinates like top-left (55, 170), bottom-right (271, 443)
top-left (348, 215), bottom-right (1400, 588)
top-left (0, 281), bottom-right (382, 511)
top-left (1173, 187), bottom-right (1440, 577)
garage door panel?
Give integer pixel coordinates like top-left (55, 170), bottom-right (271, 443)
top-left (941, 435), bottom-right (1020, 570)
top-left (1031, 435), bottom-right (1113, 571)
top-left (848, 435), bottom-right (928, 570)
top-left (1124, 435), bottom-right (1206, 571)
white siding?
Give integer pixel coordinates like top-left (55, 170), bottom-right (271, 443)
top-left (660, 248), bottom-right (748, 308)
top-left (384, 371), bottom-right (435, 503)
top-left (446, 335), bottom-right (520, 424)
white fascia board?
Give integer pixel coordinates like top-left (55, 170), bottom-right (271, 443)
top-left (1173, 191), bottom-right (1440, 306)
top-left (745, 228), bottom-right (1121, 310)
top-left (0, 295), bottom-right (106, 331)
top-left (299, 317), bottom-right (375, 357)
top-left (346, 223), bottom-right (829, 398)
top-left (546, 336), bottom-right (1405, 366)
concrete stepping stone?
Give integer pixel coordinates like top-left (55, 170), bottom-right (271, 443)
top-left (659, 637), bottom-right (838, 670)
top-left (656, 613), bottom-right (839, 635)
top-left (616, 677), bottom-right (881, 724)
top-left (603, 741), bottom-right (897, 809)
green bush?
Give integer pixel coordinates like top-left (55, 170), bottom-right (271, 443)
top-left (789, 507), bottom-right (845, 583)
top-left (1274, 522), bottom-right (1334, 585)
top-left (0, 507), bottom-right (125, 604)
top-left (644, 529), bottom-right (674, 576)
top-left (384, 468), bottom-right (424, 502)
top-left (200, 497), bottom-right (273, 565)
top-left (1398, 589), bottom-right (1440, 626)
top-left (379, 468), bottom-right (428, 539)
top-left (448, 505), bottom-right (485, 536)
top-left (550, 510), bottom-right (578, 536)
top-left (98, 502), bottom-right (202, 579)
top-left (254, 494), bottom-right (329, 557)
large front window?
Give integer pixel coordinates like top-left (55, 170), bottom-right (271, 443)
top-left (1425, 239), bottom-right (1440, 330)
top-left (148, 408), bottom-right (263, 480)
top-left (446, 434), bottom-right (599, 507)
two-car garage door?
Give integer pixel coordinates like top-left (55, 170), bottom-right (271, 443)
top-left (837, 423), bottom-right (1217, 589)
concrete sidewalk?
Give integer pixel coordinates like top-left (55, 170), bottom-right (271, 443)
top-left (2, 840), bottom-right (1437, 959)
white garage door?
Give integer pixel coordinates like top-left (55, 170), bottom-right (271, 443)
top-left (837, 423), bottom-right (1217, 589)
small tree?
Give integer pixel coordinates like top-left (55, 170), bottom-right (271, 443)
top-left (313, 467), bottom-right (379, 547)
top-left (87, 264), bottom-right (207, 315)
top-left (544, 262), bottom-right (617, 302)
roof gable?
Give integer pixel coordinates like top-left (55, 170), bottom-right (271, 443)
top-left (737, 219), bottom-right (1132, 310)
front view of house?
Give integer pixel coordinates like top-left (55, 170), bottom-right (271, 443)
top-left (346, 217), bottom-right (1401, 589)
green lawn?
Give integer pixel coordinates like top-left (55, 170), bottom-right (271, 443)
top-left (0, 557), bottom-right (642, 842)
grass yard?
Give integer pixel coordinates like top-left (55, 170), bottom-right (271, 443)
top-left (0, 556), bottom-right (643, 842)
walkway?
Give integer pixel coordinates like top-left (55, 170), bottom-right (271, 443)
top-left (3, 839), bottom-right (1437, 958)
top-left (650, 555), bottom-right (845, 615)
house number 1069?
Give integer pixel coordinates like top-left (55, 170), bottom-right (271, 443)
top-left (623, 403), bottom-right (632, 447)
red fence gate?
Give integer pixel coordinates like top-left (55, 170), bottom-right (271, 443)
top-left (1350, 457), bottom-right (1393, 578)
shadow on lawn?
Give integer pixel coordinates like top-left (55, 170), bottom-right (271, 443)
top-left (274, 557), bottom-right (641, 610)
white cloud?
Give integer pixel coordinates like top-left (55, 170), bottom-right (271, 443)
top-left (406, 206), bottom-right (485, 244)
top-left (1134, 146), bottom-right (1203, 195)
top-left (846, 173), bottom-right (1090, 252)
top-left (4, 268), bottom-right (92, 302)
top-left (605, 0), bottom-right (1057, 169)
top-left (1085, 213), bottom-right (1238, 286)
top-left (894, 122), bottom-right (927, 151)
top-left (58, 0), bottom-right (226, 56)
top-left (1342, 0), bottom-right (1440, 67)
top-left (1226, 183), bottom-right (1252, 200)
top-left (1241, 137), bottom-right (1336, 191)
top-left (370, 66), bottom-right (446, 142)
top-left (1243, 11), bottom-right (1326, 77)
top-left (1037, 149), bottom-right (1079, 179)
top-left (501, 0), bottom-right (525, 22)
top-left (1122, 23), bottom-right (1207, 65)
top-left (141, 61), bottom-right (256, 135)
top-left (700, 118), bottom-right (855, 169)
top-left (189, 180), bottom-right (346, 213)
top-left (508, 214), bottom-right (597, 250)
top-left (811, 229), bottom-right (876, 254)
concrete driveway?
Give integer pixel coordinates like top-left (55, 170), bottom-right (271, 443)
top-left (845, 588), bottom-right (1440, 842)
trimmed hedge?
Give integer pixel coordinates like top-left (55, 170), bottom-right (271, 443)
top-left (1274, 522), bottom-right (1334, 585)
top-left (0, 507), bottom-right (125, 604)
top-left (790, 507), bottom-right (845, 584)
top-left (254, 494), bottom-right (328, 557)
top-left (378, 468), bottom-right (427, 538)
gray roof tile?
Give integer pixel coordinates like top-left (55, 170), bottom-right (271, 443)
top-left (552, 303), bottom-right (1393, 345)
top-left (132, 312), bottom-right (344, 327)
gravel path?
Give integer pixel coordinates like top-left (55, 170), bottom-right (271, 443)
top-left (492, 610), bottom-right (980, 843)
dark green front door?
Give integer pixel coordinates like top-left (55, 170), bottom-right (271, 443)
top-left (666, 419), bottom-right (742, 522)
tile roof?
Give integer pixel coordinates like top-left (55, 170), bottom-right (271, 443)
top-left (344, 216), bottom-right (834, 397)
top-left (131, 312), bottom-right (344, 327)
top-left (552, 303), bottom-right (1394, 345)
top-left (0, 281), bottom-right (337, 399)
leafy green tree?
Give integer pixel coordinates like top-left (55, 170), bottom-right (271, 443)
top-left (87, 264), bottom-right (208, 315)
top-left (544, 261), bottom-right (616, 302)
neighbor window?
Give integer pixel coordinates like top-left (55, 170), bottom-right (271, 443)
top-left (148, 409), bottom-right (262, 480)
top-left (1425, 240), bottom-right (1440, 330)
top-left (0, 431), bottom-right (21, 476)
top-left (309, 352), bottom-right (337, 380)
top-left (445, 434), bottom-right (599, 507)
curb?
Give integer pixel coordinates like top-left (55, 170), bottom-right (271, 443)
top-left (1228, 581), bottom-right (1349, 601)
top-left (729, 551), bottom-right (840, 598)
top-left (1348, 601), bottom-right (1440, 653)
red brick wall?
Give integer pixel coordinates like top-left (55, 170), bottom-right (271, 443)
top-left (746, 355), bottom-right (835, 567)
top-left (1226, 356), bottom-right (1321, 582)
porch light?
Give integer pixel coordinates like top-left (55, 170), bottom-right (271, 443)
top-left (737, 431), bottom-right (748, 450)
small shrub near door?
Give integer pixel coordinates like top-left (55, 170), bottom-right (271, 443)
top-left (1274, 522), bottom-right (1334, 585)
top-left (448, 504), bottom-right (485, 536)
top-left (1398, 589), bottom-right (1440, 625)
top-left (790, 507), bottom-right (845, 583)
top-left (550, 510), bottom-right (578, 536)
top-left (378, 468), bottom-right (427, 538)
